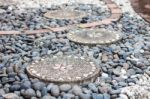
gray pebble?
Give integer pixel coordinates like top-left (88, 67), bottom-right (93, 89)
top-left (127, 69), bottom-right (136, 77)
top-left (36, 90), bottom-right (42, 98)
top-left (33, 82), bottom-right (46, 91)
top-left (103, 93), bottom-right (110, 99)
top-left (41, 87), bottom-right (48, 96)
top-left (42, 95), bottom-right (56, 99)
top-left (47, 83), bottom-right (54, 92)
top-left (21, 80), bottom-right (31, 89)
top-left (24, 88), bottom-right (36, 98)
top-left (88, 83), bottom-right (98, 93)
top-left (51, 85), bottom-right (60, 97)
top-left (72, 85), bottom-right (82, 96)
top-left (59, 84), bottom-right (72, 92)
top-left (79, 93), bottom-right (91, 99)
top-left (92, 93), bottom-right (103, 99)
top-left (0, 89), bottom-right (5, 96)
top-left (63, 93), bottom-right (75, 99)
top-left (10, 84), bottom-right (20, 91)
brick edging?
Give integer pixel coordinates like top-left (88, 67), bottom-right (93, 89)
top-left (130, 0), bottom-right (150, 23)
top-left (0, 0), bottom-right (122, 35)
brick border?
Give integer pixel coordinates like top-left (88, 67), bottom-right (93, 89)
top-left (130, 0), bottom-right (150, 23)
top-left (0, 0), bottom-right (122, 35)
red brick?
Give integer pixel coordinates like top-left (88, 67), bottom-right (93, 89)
top-left (110, 13), bottom-right (122, 19)
top-left (107, 4), bottom-right (118, 8)
top-left (0, 31), bottom-right (21, 35)
top-left (25, 29), bottom-right (50, 34)
top-left (101, 20), bottom-right (112, 25)
top-left (111, 8), bottom-right (122, 14)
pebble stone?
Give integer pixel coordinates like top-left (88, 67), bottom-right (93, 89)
top-left (2, 93), bottom-right (19, 99)
top-left (50, 85), bottom-right (60, 97)
top-left (59, 84), bottom-right (72, 92)
top-left (0, 0), bottom-right (149, 99)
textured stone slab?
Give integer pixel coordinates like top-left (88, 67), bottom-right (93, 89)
top-left (26, 55), bottom-right (100, 84)
top-left (44, 9), bottom-right (87, 20)
top-left (67, 28), bottom-right (122, 45)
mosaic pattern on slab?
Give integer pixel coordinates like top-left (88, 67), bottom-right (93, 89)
top-left (67, 28), bottom-right (122, 45)
top-left (44, 9), bottom-right (87, 20)
top-left (26, 55), bottom-right (100, 84)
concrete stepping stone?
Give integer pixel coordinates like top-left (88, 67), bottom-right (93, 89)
top-left (67, 28), bottom-right (122, 45)
top-left (26, 55), bottom-right (100, 84)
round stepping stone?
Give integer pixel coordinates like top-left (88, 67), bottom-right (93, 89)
top-left (44, 9), bottom-right (87, 20)
top-left (67, 28), bottom-right (122, 45)
top-left (26, 55), bottom-right (100, 84)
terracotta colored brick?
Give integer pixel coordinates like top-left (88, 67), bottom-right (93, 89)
top-left (0, 31), bottom-right (21, 35)
top-left (110, 13), bottom-right (122, 19)
top-left (111, 8), bottom-right (122, 14)
top-left (108, 18), bottom-right (119, 22)
top-left (107, 4), bottom-right (118, 8)
top-left (25, 29), bottom-right (50, 34)
top-left (101, 19), bottom-right (112, 25)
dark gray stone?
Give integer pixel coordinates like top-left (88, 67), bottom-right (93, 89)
top-left (41, 87), bottom-right (47, 96)
top-left (33, 82), bottom-right (46, 91)
top-left (24, 88), bottom-right (36, 98)
top-left (10, 84), bottom-right (21, 91)
top-left (21, 80), bottom-right (31, 89)
top-left (18, 73), bottom-right (28, 80)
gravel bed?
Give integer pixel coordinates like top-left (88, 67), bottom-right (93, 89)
top-left (0, 0), bottom-right (150, 99)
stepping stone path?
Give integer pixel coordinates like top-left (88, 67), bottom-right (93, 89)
top-left (67, 28), bottom-right (122, 45)
top-left (26, 55), bottom-right (100, 84)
